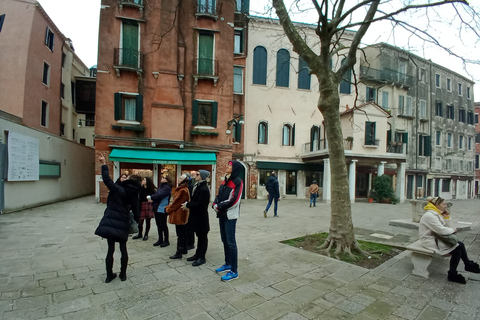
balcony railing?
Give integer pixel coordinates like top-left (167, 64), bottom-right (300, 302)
top-left (113, 48), bottom-right (144, 71)
top-left (360, 66), bottom-right (415, 87)
top-left (196, 3), bottom-right (218, 17)
top-left (387, 142), bottom-right (406, 154)
top-left (196, 58), bottom-right (219, 76)
top-left (303, 138), bottom-right (352, 154)
top-left (119, 0), bottom-right (143, 6)
top-left (364, 138), bottom-right (380, 147)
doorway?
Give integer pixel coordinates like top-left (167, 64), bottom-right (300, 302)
top-left (286, 170), bottom-right (297, 195)
top-left (355, 172), bottom-right (369, 198)
top-left (407, 175), bottom-right (414, 199)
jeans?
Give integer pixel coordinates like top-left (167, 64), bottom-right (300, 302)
top-left (265, 194), bottom-right (278, 216)
top-left (219, 218), bottom-right (238, 273)
top-left (310, 193), bottom-right (317, 206)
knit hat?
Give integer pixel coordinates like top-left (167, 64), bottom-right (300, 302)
top-left (199, 170), bottom-right (210, 180)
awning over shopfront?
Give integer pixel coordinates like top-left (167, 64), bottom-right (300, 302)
top-left (109, 147), bottom-right (217, 165)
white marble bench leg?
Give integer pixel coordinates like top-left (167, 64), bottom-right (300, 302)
top-left (410, 252), bottom-right (432, 278)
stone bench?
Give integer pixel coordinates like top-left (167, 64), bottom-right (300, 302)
top-left (406, 240), bottom-right (439, 278)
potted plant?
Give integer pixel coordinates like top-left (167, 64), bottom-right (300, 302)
top-left (372, 175), bottom-right (399, 204)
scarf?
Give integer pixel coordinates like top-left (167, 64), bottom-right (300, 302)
top-left (424, 202), bottom-right (443, 216)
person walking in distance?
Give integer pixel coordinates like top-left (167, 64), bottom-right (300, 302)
top-left (148, 176), bottom-right (172, 247)
top-left (182, 170), bottom-right (211, 266)
top-left (213, 161), bottom-right (243, 281)
top-left (309, 180), bottom-right (319, 207)
top-left (95, 156), bottom-right (141, 283)
top-left (263, 171), bottom-right (280, 218)
top-left (165, 174), bottom-right (190, 259)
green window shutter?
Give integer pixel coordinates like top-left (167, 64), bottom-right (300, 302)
top-left (235, 123), bottom-right (242, 142)
top-left (292, 124), bottom-right (295, 146)
top-left (242, 0), bottom-right (249, 14)
top-left (114, 93), bottom-right (122, 120)
top-left (424, 136), bottom-right (431, 156)
top-left (211, 102), bottom-right (218, 127)
top-left (122, 22), bottom-right (139, 67)
top-left (192, 100), bottom-right (199, 126)
top-left (198, 32), bottom-right (214, 74)
top-left (365, 121), bottom-right (374, 144)
top-left (135, 94), bottom-right (143, 122)
top-left (403, 132), bottom-right (408, 144)
top-left (387, 130), bottom-right (391, 143)
top-left (419, 135), bottom-right (424, 155)
top-left (310, 126), bottom-right (315, 151)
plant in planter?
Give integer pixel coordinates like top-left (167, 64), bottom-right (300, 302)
top-left (372, 175), bottom-right (399, 204)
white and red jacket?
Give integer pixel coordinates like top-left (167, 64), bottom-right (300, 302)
top-left (213, 161), bottom-right (243, 220)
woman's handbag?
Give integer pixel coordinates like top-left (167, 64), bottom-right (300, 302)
top-left (129, 211), bottom-right (139, 234)
top-left (433, 232), bottom-right (458, 246)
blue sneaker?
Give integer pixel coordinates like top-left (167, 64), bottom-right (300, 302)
top-left (215, 264), bottom-right (231, 274)
top-left (221, 271), bottom-right (239, 282)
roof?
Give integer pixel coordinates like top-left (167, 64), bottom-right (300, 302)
top-left (340, 101), bottom-right (391, 117)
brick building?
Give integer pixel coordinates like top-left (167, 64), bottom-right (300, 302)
top-left (95, 0), bottom-right (249, 200)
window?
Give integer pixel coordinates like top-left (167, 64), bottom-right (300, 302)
top-left (259, 170), bottom-right (277, 186)
top-left (447, 78), bottom-right (451, 91)
top-left (282, 123), bottom-right (295, 146)
top-left (79, 139), bottom-right (86, 145)
top-left (235, 0), bottom-right (241, 11)
top-left (45, 26), bottom-right (54, 51)
top-left (310, 125), bottom-right (321, 151)
top-left (435, 73), bottom-right (440, 88)
top-left (436, 130), bottom-right (441, 146)
top-left (476, 113), bottom-right (479, 124)
top-left (120, 21), bottom-right (140, 68)
top-left (459, 135), bottom-right (464, 149)
top-left (398, 95), bottom-right (404, 114)
top-left (234, 29), bottom-right (244, 54)
top-left (467, 87), bottom-right (471, 99)
top-left (305, 171), bottom-right (323, 187)
top-left (60, 83), bottom-right (65, 99)
top-left (442, 179), bottom-right (451, 191)
top-left (468, 161), bottom-right (473, 172)
top-left (447, 105), bottom-right (454, 119)
top-left (460, 160), bottom-right (464, 172)
top-left (418, 135), bottom-right (431, 156)
top-left (197, 0), bottom-right (216, 14)
top-left (447, 132), bottom-right (452, 147)
top-left (365, 121), bottom-right (376, 145)
top-left (258, 121), bottom-right (268, 144)
top-left (435, 101), bottom-right (443, 117)
top-left (42, 62), bottom-right (50, 85)
top-left (419, 68), bottom-right (426, 82)
top-left (446, 160), bottom-right (452, 171)
top-left (60, 123), bottom-right (65, 136)
top-left (468, 111), bottom-right (474, 125)
top-left (39, 160), bottom-right (61, 179)
top-left (233, 66), bottom-right (243, 94)
top-left (468, 137), bottom-right (472, 150)
top-left (114, 93), bottom-right (144, 122)
top-left (458, 83), bottom-right (462, 96)
top-left (298, 56), bottom-right (311, 90)
top-left (198, 31), bottom-right (214, 75)
top-left (476, 155), bottom-right (479, 169)
top-left (41, 101), bottom-right (48, 127)
top-left (71, 81), bottom-right (76, 105)
top-left (276, 49), bottom-right (290, 87)
top-left (366, 87), bottom-right (376, 102)
top-left (459, 109), bottom-right (466, 123)
top-left (192, 100), bottom-right (217, 127)
top-left (232, 121), bottom-right (242, 143)
top-left (419, 100), bottom-right (426, 119)
top-left (0, 14), bottom-right (5, 32)
top-left (476, 133), bottom-right (480, 144)
top-left (339, 58), bottom-right (351, 94)
top-left (61, 52), bottom-right (66, 68)
top-left (252, 46), bottom-right (267, 85)
top-left (406, 96), bottom-right (412, 116)
top-left (381, 91), bottom-right (389, 110)
top-left (85, 114), bottom-right (95, 126)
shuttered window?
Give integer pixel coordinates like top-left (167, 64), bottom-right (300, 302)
top-left (114, 93), bottom-right (143, 122)
top-left (339, 58), bottom-right (351, 94)
top-left (365, 121), bottom-right (376, 145)
top-left (252, 46), bottom-right (267, 85)
top-left (298, 56), bottom-right (310, 90)
top-left (258, 122), bottom-right (268, 144)
top-left (192, 100), bottom-right (217, 127)
top-left (276, 49), bottom-right (290, 87)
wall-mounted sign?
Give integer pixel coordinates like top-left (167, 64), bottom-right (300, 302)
top-left (7, 132), bottom-right (39, 181)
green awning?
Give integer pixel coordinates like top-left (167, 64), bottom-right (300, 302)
top-left (109, 148), bottom-right (216, 165)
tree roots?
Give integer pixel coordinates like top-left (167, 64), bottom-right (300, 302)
top-left (317, 235), bottom-right (369, 260)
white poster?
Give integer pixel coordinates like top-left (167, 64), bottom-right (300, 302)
top-left (7, 132), bottom-right (39, 181)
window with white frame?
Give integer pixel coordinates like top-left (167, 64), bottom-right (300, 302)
top-left (460, 160), bottom-right (464, 172)
top-left (446, 159), bottom-right (452, 170)
top-left (234, 29), bottom-right (244, 54)
top-left (41, 101), bottom-right (48, 127)
top-left (468, 161), bottom-right (472, 172)
top-left (419, 100), bottom-right (427, 119)
top-left (459, 135), bottom-right (464, 149)
top-left (258, 121), bottom-right (268, 144)
top-left (192, 100), bottom-right (217, 127)
top-left (398, 95), bottom-right (404, 115)
top-left (435, 74), bottom-right (440, 88)
top-left (447, 132), bottom-right (452, 147)
top-left (447, 78), bottom-right (451, 91)
top-left (458, 83), bottom-right (462, 96)
top-left (436, 130), bottom-right (441, 146)
top-left (282, 123), bottom-right (295, 146)
top-left (233, 66), bottom-right (243, 94)
top-left (43, 62), bottom-right (50, 86)
top-left (381, 91), bottom-right (389, 110)
top-left (469, 137), bottom-right (472, 150)
top-left (45, 26), bottom-right (54, 51)
top-left (467, 87), bottom-right (471, 99)
top-left (419, 68), bottom-right (426, 82)
top-left (435, 157), bottom-right (442, 171)
top-left (406, 96), bottom-right (412, 116)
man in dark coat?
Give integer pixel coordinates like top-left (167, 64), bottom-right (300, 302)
top-left (95, 156), bottom-right (141, 283)
top-left (182, 170), bottom-right (211, 266)
top-left (263, 171), bottom-right (280, 218)
top-left (184, 172), bottom-right (196, 250)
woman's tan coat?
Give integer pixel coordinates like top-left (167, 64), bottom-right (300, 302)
top-left (165, 183), bottom-right (190, 225)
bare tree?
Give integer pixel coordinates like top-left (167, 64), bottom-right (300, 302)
top-left (271, 0), bottom-right (476, 257)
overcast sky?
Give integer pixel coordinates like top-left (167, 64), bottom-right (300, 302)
top-left (37, 0), bottom-right (480, 100)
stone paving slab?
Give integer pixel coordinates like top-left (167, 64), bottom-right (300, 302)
top-left (1, 197), bottom-right (480, 319)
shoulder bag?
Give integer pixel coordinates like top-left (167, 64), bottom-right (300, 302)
top-left (433, 232), bottom-right (458, 246)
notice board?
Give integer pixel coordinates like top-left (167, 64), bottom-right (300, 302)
top-left (7, 132), bottom-right (39, 181)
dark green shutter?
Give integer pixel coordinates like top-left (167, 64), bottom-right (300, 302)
top-left (114, 93), bottom-right (122, 120)
top-left (253, 46), bottom-right (267, 85)
top-left (242, 0), bottom-right (249, 13)
top-left (424, 136), bottom-right (431, 156)
top-left (310, 126), bottom-right (315, 151)
top-left (365, 121), bottom-right (373, 144)
top-left (403, 132), bottom-right (408, 144)
top-left (192, 100), bottom-right (199, 126)
top-left (387, 130), bottom-right (392, 143)
top-left (211, 102), bottom-right (218, 127)
top-left (292, 124), bottom-right (295, 146)
top-left (198, 32), bottom-right (214, 75)
top-left (122, 22), bottom-right (139, 67)
top-left (135, 94), bottom-right (143, 122)
top-left (318, 126), bottom-right (322, 150)
top-left (235, 123), bottom-right (242, 142)
top-left (418, 135), bottom-right (423, 155)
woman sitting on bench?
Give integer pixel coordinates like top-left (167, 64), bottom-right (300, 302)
top-left (420, 196), bottom-right (480, 284)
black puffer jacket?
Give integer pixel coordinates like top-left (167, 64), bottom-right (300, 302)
top-left (151, 183), bottom-right (172, 213)
top-left (95, 165), bottom-right (141, 242)
top-left (265, 176), bottom-right (280, 198)
top-left (186, 181), bottom-right (210, 233)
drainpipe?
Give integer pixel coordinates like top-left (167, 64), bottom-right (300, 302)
top-left (408, 54), bottom-right (419, 198)
top-left (428, 60), bottom-right (434, 178)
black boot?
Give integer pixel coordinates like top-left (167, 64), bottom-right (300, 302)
top-left (105, 258), bottom-right (117, 283)
top-left (119, 257), bottom-right (128, 281)
top-left (448, 270), bottom-right (466, 284)
top-left (169, 252), bottom-right (182, 259)
top-left (465, 261), bottom-right (480, 273)
top-left (132, 232), bottom-right (142, 240)
top-left (143, 234), bottom-right (148, 241)
top-left (153, 239), bottom-right (163, 246)
top-left (160, 241), bottom-right (170, 247)
top-left (192, 258), bottom-right (206, 267)
top-left (187, 255), bottom-right (198, 262)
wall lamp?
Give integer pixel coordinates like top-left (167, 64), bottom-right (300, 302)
top-left (78, 119), bottom-right (93, 127)
top-left (227, 115), bottom-right (244, 128)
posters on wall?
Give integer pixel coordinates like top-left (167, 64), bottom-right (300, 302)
top-left (7, 132), bottom-right (39, 181)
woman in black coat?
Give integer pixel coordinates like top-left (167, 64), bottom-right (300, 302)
top-left (95, 156), bottom-right (142, 283)
top-left (183, 170), bottom-right (211, 266)
top-left (148, 176), bottom-right (172, 247)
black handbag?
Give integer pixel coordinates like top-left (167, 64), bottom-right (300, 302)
top-left (129, 211), bottom-right (139, 234)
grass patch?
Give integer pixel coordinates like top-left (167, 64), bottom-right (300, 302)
top-left (281, 232), bottom-right (403, 269)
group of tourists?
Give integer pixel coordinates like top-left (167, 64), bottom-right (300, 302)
top-left (95, 158), bottom-right (244, 283)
